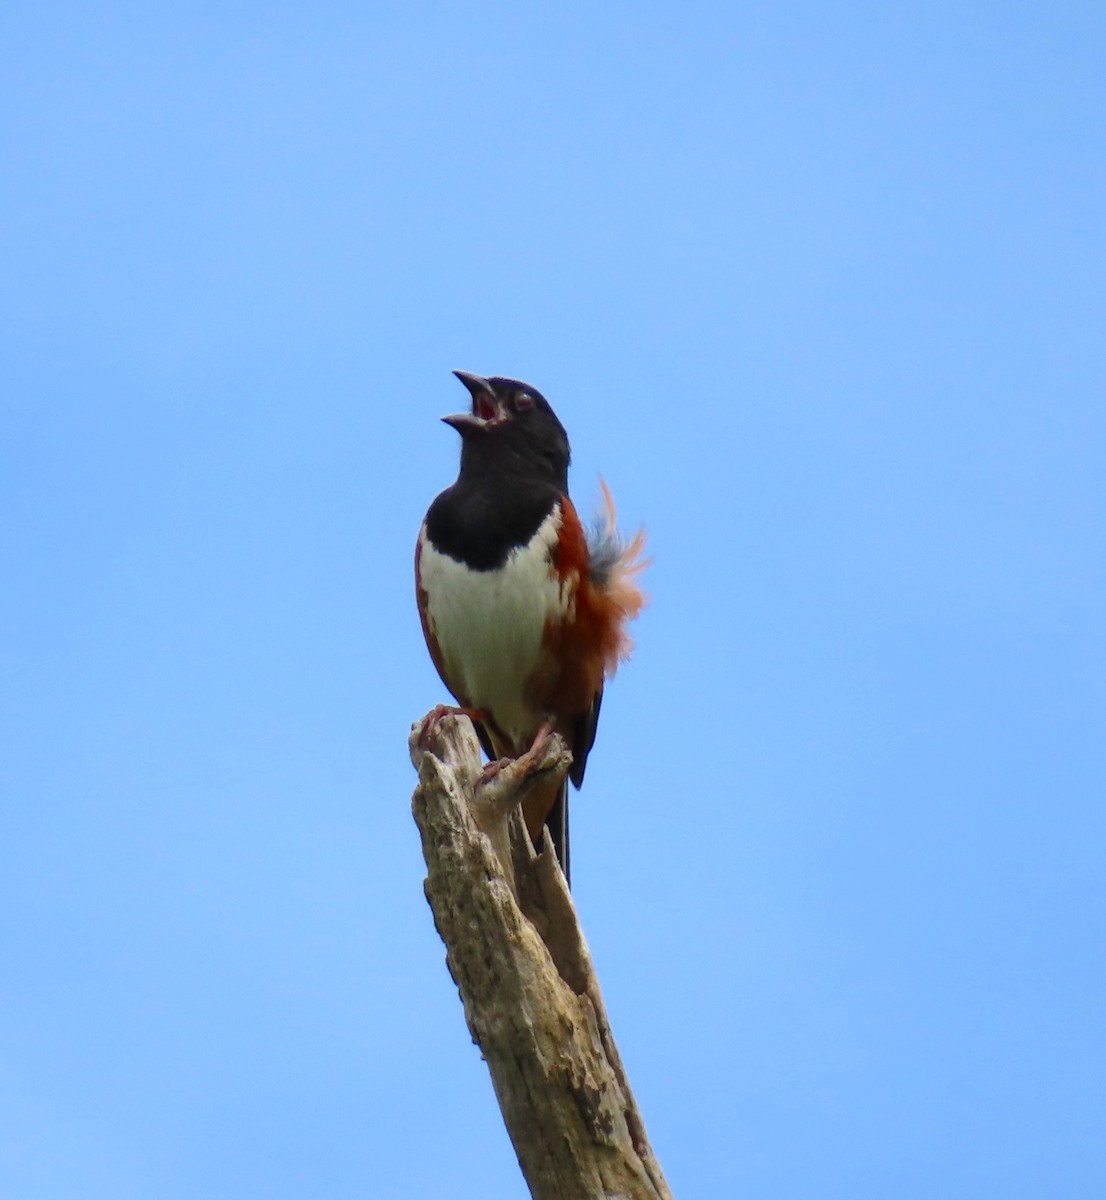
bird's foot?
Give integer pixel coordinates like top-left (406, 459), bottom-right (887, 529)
top-left (480, 756), bottom-right (514, 782)
top-left (417, 703), bottom-right (486, 750)
top-left (477, 723), bottom-right (554, 782)
top-left (526, 721), bottom-right (555, 755)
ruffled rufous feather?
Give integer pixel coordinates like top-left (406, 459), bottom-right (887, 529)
top-left (585, 478), bottom-right (649, 673)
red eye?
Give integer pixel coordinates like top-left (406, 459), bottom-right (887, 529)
top-left (514, 391), bottom-right (534, 411)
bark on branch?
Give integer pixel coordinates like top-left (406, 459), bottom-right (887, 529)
top-left (409, 712), bottom-right (674, 1200)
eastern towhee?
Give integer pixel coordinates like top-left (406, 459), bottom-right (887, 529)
top-left (415, 371), bottom-right (647, 885)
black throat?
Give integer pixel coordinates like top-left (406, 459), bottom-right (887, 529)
top-left (425, 438), bottom-right (568, 571)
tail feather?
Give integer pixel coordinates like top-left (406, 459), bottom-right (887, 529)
top-left (546, 779), bottom-right (570, 888)
top-left (521, 771), bottom-right (572, 888)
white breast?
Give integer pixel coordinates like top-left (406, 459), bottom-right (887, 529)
top-left (418, 508), bottom-right (568, 749)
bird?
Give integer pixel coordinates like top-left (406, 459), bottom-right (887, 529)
top-left (414, 371), bottom-right (647, 885)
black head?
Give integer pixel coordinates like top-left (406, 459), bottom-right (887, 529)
top-left (444, 371), bottom-right (571, 490)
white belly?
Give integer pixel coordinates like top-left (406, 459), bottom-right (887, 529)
top-left (418, 509), bottom-right (567, 748)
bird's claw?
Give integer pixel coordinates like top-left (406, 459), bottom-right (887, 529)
top-left (418, 703), bottom-right (485, 751)
top-left (480, 757), bottom-right (514, 782)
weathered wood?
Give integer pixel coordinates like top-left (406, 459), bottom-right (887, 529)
top-left (409, 712), bottom-right (674, 1200)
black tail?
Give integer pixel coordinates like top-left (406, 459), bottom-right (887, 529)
top-left (546, 779), bottom-right (570, 887)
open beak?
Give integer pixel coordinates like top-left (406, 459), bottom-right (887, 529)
top-left (442, 370), bottom-right (502, 432)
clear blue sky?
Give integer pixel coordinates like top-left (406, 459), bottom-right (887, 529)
top-left (2, 4), bottom-right (1103, 1197)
